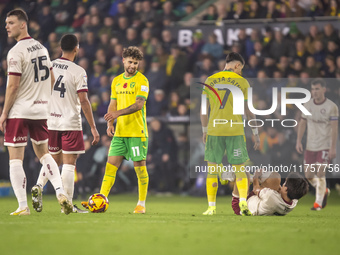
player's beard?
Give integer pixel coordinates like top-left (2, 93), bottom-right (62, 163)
top-left (125, 67), bottom-right (136, 75)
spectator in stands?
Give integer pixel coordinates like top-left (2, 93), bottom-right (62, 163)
top-left (227, 0), bottom-right (248, 19)
top-left (157, 1), bottom-right (180, 23)
top-left (202, 4), bottom-right (218, 21)
top-left (305, 25), bottom-right (323, 54)
top-left (270, 30), bottom-right (289, 61)
top-left (145, 57), bottom-right (167, 93)
top-left (89, 61), bottom-right (106, 94)
top-left (327, 40), bottom-right (340, 58)
top-left (140, 0), bottom-right (156, 23)
top-left (304, 56), bottom-right (320, 77)
top-left (245, 29), bottom-right (259, 60)
top-left (99, 16), bottom-right (116, 38)
top-left (177, 72), bottom-right (193, 100)
top-left (285, 0), bottom-right (305, 17)
top-left (38, 4), bottom-right (55, 41)
top-left (243, 55), bottom-right (259, 78)
top-left (326, 0), bottom-right (340, 16)
top-left (248, 0), bottom-right (261, 19)
top-left (148, 118), bottom-right (178, 192)
top-left (313, 40), bottom-right (326, 65)
top-left (54, 0), bottom-right (77, 27)
top-left (97, 91), bottom-right (110, 117)
top-left (201, 33), bottom-right (223, 60)
top-left (147, 89), bottom-right (168, 117)
top-left (321, 55), bottom-right (337, 77)
top-left (293, 39), bottom-right (309, 64)
top-left (165, 44), bottom-right (187, 92)
top-left (122, 27), bottom-right (140, 48)
top-left (161, 29), bottom-right (175, 54)
top-left (323, 23), bottom-right (340, 45)
top-left (307, 0), bottom-right (325, 17)
top-left (266, 0), bottom-right (280, 19)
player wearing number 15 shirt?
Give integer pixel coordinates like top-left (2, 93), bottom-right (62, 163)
top-left (0, 9), bottom-right (72, 215)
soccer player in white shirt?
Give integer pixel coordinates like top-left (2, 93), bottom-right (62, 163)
top-left (231, 172), bottom-right (309, 216)
top-left (0, 9), bottom-right (72, 215)
top-left (31, 34), bottom-right (100, 213)
top-left (296, 79), bottom-right (339, 210)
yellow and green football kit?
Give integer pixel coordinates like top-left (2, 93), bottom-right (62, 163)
top-left (202, 70), bottom-right (251, 215)
top-left (109, 71), bottom-right (149, 161)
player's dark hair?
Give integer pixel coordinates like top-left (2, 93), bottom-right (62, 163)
top-left (311, 78), bottom-right (326, 87)
top-left (226, 52), bottom-right (245, 66)
top-left (60, 34), bottom-right (78, 52)
top-left (285, 173), bottom-right (309, 200)
top-left (7, 9), bottom-right (28, 23)
top-left (122, 46), bottom-right (143, 60)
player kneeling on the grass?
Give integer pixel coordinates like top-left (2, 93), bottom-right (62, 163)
top-left (232, 171), bottom-right (309, 216)
top-left (32, 34), bottom-right (100, 214)
top-left (82, 46), bottom-right (149, 214)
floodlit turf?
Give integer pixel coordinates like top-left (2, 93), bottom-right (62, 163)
top-left (0, 193), bottom-right (339, 255)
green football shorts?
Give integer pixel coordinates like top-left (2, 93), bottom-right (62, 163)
top-left (204, 135), bottom-right (249, 165)
top-left (108, 137), bottom-right (148, 161)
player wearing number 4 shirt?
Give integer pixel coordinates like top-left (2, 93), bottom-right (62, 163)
top-left (296, 79), bottom-right (339, 211)
top-left (81, 46), bottom-right (149, 214)
top-left (32, 34), bottom-right (100, 214)
top-left (0, 9), bottom-right (72, 215)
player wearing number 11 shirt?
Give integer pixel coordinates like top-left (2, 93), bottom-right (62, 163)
top-left (0, 9), bottom-right (72, 215)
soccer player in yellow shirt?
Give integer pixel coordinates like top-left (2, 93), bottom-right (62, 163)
top-left (82, 46), bottom-right (149, 213)
top-left (201, 52), bottom-right (260, 216)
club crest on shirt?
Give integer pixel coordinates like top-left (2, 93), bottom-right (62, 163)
top-left (123, 83), bottom-right (128, 88)
top-left (320, 108), bottom-right (326, 114)
top-left (130, 82), bottom-right (135, 88)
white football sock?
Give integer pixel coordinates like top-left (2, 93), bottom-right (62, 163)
top-left (40, 153), bottom-right (64, 197)
top-left (315, 177), bottom-right (326, 206)
top-left (9, 159), bottom-right (27, 209)
top-left (308, 177), bottom-right (317, 188)
top-left (36, 166), bottom-right (48, 189)
top-left (209, 202), bottom-right (216, 206)
top-left (61, 164), bottom-right (75, 204)
top-left (137, 200), bottom-right (145, 207)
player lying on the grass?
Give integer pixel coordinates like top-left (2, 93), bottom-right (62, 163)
top-left (231, 171), bottom-right (309, 216)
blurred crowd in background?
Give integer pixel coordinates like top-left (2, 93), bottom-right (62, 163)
top-left (0, 0), bottom-right (339, 197)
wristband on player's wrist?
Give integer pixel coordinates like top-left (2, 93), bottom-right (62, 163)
top-left (202, 126), bottom-right (207, 133)
top-left (252, 128), bottom-right (259, 135)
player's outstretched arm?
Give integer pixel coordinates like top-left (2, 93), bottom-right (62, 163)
top-left (244, 101), bottom-right (260, 150)
top-left (78, 91), bottom-right (100, 145)
top-left (329, 120), bottom-right (338, 160)
top-left (296, 118), bottom-right (306, 154)
top-left (0, 75), bottom-right (21, 132)
top-left (104, 96), bottom-right (145, 122)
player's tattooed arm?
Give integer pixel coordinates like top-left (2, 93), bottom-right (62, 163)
top-left (104, 97), bottom-right (146, 121)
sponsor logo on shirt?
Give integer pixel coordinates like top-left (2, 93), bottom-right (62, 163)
top-left (141, 85), bottom-right (148, 92)
top-left (9, 58), bottom-right (17, 67)
top-left (34, 100), bottom-right (48, 104)
top-left (51, 112), bottom-right (62, 118)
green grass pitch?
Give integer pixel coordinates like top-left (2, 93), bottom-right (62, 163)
top-left (0, 193), bottom-right (339, 255)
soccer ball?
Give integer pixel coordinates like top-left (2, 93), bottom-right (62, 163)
top-left (88, 193), bottom-right (109, 213)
